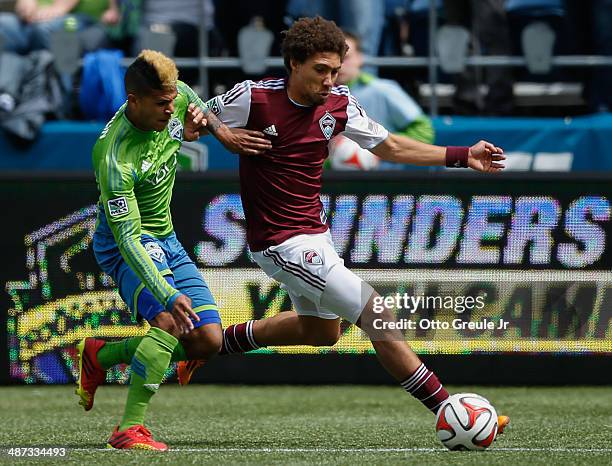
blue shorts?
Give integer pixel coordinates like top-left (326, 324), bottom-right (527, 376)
top-left (93, 230), bottom-right (221, 328)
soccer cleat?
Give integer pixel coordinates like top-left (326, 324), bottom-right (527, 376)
top-left (75, 338), bottom-right (106, 411)
top-left (177, 359), bottom-right (205, 386)
top-left (497, 415), bottom-right (510, 435)
top-left (106, 425), bottom-right (168, 451)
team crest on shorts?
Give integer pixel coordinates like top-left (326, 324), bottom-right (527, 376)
top-left (144, 242), bottom-right (165, 263)
top-left (303, 250), bottom-right (323, 265)
top-left (319, 112), bottom-right (336, 140)
top-left (167, 117), bottom-right (183, 141)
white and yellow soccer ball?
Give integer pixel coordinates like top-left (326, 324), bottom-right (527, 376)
top-left (328, 134), bottom-right (380, 171)
top-left (435, 393), bottom-right (498, 451)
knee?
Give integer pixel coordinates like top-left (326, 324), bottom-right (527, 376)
top-left (304, 325), bottom-right (340, 347)
top-left (150, 312), bottom-right (181, 339)
top-left (185, 325), bottom-right (223, 359)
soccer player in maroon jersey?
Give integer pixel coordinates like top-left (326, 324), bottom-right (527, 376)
top-left (180, 16), bottom-right (509, 431)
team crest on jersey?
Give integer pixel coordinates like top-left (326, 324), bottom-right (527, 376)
top-left (144, 242), bottom-right (165, 263)
top-left (303, 250), bottom-right (323, 265)
top-left (319, 112), bottom-right (336, 140)
top-left (141, 159), bottom-right (153, 173)
top-left (167, 117), bottom-right (183, 141)
top-left (107, 197), bottom-right (128, 217)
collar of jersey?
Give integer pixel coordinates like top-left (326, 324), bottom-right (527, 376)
top-left (122, 108), bottom-right (156, 136)
top-left (287, 94), bottom-right (312, 108)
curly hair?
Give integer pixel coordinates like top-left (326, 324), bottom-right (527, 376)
top-left (125, 50), bottom-right (178, 95)
top-left (281, 16), bottom-right (348, 73)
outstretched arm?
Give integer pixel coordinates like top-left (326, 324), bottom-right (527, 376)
top-left (370, 133), bottom-right (505, 173)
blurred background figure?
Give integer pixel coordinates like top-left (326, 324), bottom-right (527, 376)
top-left (286, 0), bottom-right (385, 74)
top-left (136, 0), bottom-right (218, 85)
top-left (563, 0), bottom-right (612, 113)
top-left (505, 0), bottom-right (567, 81)
top-left (0, 0), bottom-right (119, 54)
top-left (442, 0), bottom-right (515, 115)
top-left (332, 31), bottom-right (434, 170)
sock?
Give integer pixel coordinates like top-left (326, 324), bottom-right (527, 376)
top-left (97, 337), bottom-right (188, 369)
top-left (400, 363), bottom-right (449, 414)
top-left (219, 321), bottom-right (261, 355)
top-left (118, 327), bottom-right (178, 431)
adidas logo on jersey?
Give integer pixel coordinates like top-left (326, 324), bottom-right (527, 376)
top-left (263, 124), bottom-right (278, 136)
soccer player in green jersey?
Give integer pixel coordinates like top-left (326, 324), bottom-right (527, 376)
top-left (76, 50), bottom-right (271, 451)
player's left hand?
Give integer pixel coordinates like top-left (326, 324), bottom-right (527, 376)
top-left (468, 140), bottom-right (505, 173)
top-left (183, 103), bottom-right (208, 142)
top-left (225, 128), bottom-right (273, 155)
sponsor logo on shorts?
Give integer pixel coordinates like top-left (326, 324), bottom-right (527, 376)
top-left (144, 242), bottom-right (165, 263)
top-left (303, 250), bottom-right (323, 265)
top-left (319, 112), bottom-right (336, 140)
top-left (107, 197), bottom-right (128, 217)
top-left (168, 117), bottom-right (183, 141)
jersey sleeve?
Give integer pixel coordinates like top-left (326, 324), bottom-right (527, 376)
top-left (95, 135), bottom-right (180, 310)
top-left (342, 92), bottom-right (389, 150)
top-left (204, 80), bottom-right (252, 128)
top-left (177, 80), bottom-right (206, 110)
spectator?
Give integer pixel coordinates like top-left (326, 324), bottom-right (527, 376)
top-left (286, 0), bottom-right (385, 74)
top-left (443, 0), bottom-right (514, 115)
top-left (505, 0), bottom-right (568, 82)
top-left (380, 0), bottom-right (411, 56)
top-left (0, 0), bottom-right (119, 55)
top-left (563, 0), bottom-right (612, 112)
top-left (406, 0), bottom-right (443, 58)
top-left (136, 0), bottom-right (217, 84)
top-left (336, 31), bottom-right (434, 169)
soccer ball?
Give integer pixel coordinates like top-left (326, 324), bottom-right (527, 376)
top-left (328, 134), bottom-right (380, 170)
top-left (435, 393), bottom-right (498, 451)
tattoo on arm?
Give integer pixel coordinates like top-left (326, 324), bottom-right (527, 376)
top-left (202, 107), bottom-right (223, 134)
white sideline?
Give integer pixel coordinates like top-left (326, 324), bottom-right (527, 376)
top-left (70, 447), bottom-right (612, 453)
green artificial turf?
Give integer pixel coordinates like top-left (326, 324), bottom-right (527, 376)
top-left (0, 385), bottom-right (610, 465)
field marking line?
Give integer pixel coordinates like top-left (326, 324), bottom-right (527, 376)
top-left (67, 447), bottom-right (612, 454)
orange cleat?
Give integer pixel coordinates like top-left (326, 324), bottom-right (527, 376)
top-left (75, 338), bottom-right (106, 411)
top-left (107, 425), bottom-right (168, 451)
top-left (497, 415), bottom-right (510, 435)
top-left (177, 359), bottom-right (205, 386)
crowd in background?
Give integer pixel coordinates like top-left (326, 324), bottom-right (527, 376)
top-left (0, 0), bottom-right (610, 124)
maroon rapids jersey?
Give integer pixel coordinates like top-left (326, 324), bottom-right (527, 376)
top-left (207, 78), bottom-right (388, 251)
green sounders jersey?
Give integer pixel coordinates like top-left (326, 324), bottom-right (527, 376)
top-left (93, 81), bottom-right (205, 309)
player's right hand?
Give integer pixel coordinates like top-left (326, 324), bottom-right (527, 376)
top-left (170, 294), bottom-right (199, 334)
top-left (226, 128), bottom-right (272, 155)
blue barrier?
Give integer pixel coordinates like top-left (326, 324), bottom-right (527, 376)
top-left (1, 114), bottom-right (611, 171)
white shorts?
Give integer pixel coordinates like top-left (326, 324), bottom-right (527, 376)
top-left (252, 231), bottom-right (373, 323)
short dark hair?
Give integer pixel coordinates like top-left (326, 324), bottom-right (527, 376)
top-left (281, 16), bottom-right (348, 73)
top-left (125, 50), bottom-right (178, 95)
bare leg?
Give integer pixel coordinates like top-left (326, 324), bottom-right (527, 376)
top-left (356, 292), bottom-right (422, 381)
